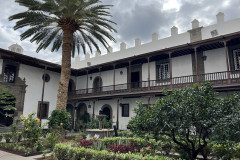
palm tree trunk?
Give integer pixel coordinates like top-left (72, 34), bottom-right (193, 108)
top-left (56, 27), bottom-right (74, 110)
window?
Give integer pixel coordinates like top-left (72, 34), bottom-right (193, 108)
top-left (156, 63), bottom-right (170, 80)
top-left (42, 73), bottom-right (50, 82)
top-left (37, 102), bottom-right (49, 119)
top-left (3, 65), bottom-right (16, 83)
top-left (233, 49), bottom-right (240, 70)
top-left (121, 104), bottom-right (129, 117)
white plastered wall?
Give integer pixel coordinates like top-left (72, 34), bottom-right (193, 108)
top-left (76, 67), bottom-right (128, 90)
top-left (172, 54), bottom-right (193, 77)
top-left (202, 18), bottom-right (240, 40)
top-left (19, 64), bottom-right (60, 124)
top-left (204, 48), bottom-right (227, 73)
top-left (142, 62), bottom-right (156, 81)
top-left (84, 97), bottom-right (159, 130)
top-left (0, 59), bottom-right (3, 74)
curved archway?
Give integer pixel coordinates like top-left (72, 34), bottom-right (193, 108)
top-left (93, 76), bottom-right (102, 92)
top-left (101, 104), bottom-right (112, 120)
top-left (76, 103), bottom-right (88, 130)
top-left (66, 104), bottom-right (74, 130)
top-left (68, 79), bottom-right (76, 92)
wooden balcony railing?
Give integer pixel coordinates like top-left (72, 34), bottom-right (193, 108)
top-left (69, 70), bottom-right (240, 99)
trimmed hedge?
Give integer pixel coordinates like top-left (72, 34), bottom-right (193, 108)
top-left (117, 131), bottom-right (134, 137)
top-left (90, 137), bottom-right (161, 149)
top-left (54, 143), bottom-right (176, 160)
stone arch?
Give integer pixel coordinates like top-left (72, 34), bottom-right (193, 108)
top-left (93, 76), bottom-right (102, 92)
top-left (101, 104), bottom-right (112, 120)
top-left (68, 79), bottom-right (76, 92)
top-left (66, 104), bottom-right (74, 129)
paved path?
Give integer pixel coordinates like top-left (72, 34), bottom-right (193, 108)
top-left (0, 150), bottom-right (44, 160)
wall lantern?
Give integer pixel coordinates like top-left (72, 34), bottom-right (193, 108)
top-left (202, 52), bottom-right (207, 61)
top-left (120, 71), bottom-right (123, 75)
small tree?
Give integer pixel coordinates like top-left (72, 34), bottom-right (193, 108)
top-left (0, 86), bottom-right (16, 126)
top-left (128, 83), bottom-right (240, 160)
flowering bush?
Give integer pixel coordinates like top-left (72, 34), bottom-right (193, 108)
top-left (109, 144), bottom-right (134, 153)
top-left (108, 142), bottom-right (138, 153)
top-left (79, 139), bottom-right (97, 148)
top-left (20, 113), bottom-right (43, 151)
top-left (140, 146), bottom-right (156, 156)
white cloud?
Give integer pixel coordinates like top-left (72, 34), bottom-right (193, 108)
top-left (0, 0), bottom-right (239, 63)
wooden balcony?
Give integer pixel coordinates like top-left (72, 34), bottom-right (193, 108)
top-left (68, 70), bottom-right (240, 101)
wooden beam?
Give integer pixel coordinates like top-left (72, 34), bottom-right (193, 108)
top-left (194, 47), bottom-right (199, 83)
top-left (86, 70), bottom-right (88, 93)
top-left (148, 57), bottom-right (150, 90)
top-left (117, 99), bottom-right (119, 129)
top-left (224, 41), bottom-right (231, 84)
top-left (113, 64), bottom-right (116, 92)
top-left (169, 52), bottom-right (173, 89)
top-left (128, 61), bottom-right (131, 92)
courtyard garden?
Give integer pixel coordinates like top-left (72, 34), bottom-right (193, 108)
top-left (1, 83), bottom-right (240, 159)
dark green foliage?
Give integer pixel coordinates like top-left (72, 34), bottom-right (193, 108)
top-left (86, 117), bottom-right (112, 129)
top-left (0, 86), bottom-right (16, 126)
top-left (9, 0), bottom-right (117, 56)
top-left (44, 128), bottom-right (62, 148)
top-left (48, 110), bottom-right (71, 130)
top-left (128, 83), bottom-right (240, 160)
top-left (80, 111), bottom-right (90, 123)
top-left (54, 143), bottom-right (175, 160)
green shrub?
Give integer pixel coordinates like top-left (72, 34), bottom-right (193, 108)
top-left (4, 133), bottom-right (12, 143)
top-left (48, 110), bottom-right (71, 130)
top-left (0, 142), bottom-right (31, 156)
top-left (0, 135), bottom-right (3, 142)
top-left (212, 143), bottom-right (240, 159)
top-left (44, 128), bottom-right (61, 148)
top-left (54, 143), bottom-right (176, 160)
top-left (34, 140), bottom-right (43, 151)
top-left (90, 137), bottom-right (161, 151)
top-left (118, 131), bottom-right (134, 137)
top-left (86, 117), bottom-right (112, 129)
top-left (20, 113), bottom-right (43, 151)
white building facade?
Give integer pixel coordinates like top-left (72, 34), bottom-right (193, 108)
top-left (0, 12), bottom-right (240, 130)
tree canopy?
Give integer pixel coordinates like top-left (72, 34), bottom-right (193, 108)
top-left (128, 83), bottom-right (240, 160)
top-left (9, 0), bottom-right (117, 110)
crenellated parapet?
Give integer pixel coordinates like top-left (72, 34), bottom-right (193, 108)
top-left (71, 12), bottom-right (240, 69)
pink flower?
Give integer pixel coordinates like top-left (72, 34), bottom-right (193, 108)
top-left (146, 146), bottom-right (151, 150)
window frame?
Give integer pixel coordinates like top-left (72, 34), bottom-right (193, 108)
top-left (156, 62), bottom-right (170, 81)
top-left (121, 104), bottom-right (129, 117)
top-left (3, 65), bottom-right (17, 83)
top-left (37, 101), bottom-right (49, 119)
top-left (233, 49), bottom-right (240, 70)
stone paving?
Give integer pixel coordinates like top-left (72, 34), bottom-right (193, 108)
top-left (0, 150), bottom-right (44, 160)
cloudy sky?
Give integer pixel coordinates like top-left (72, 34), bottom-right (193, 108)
top-left (0, 0), bottom-right (239, 63)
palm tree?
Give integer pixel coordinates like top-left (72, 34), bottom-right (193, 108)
top-left (9, 0), bottom-right (117, 110)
